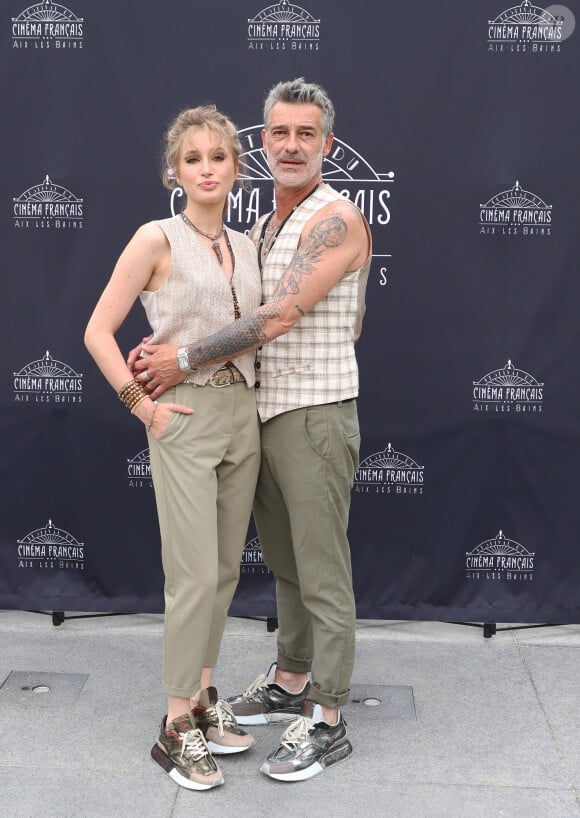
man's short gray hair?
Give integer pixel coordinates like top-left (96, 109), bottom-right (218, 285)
top-left (263, 78), bottom-right (335, 138)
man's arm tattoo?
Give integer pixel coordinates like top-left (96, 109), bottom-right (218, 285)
top-left (186, 303), bottom-right (280, 368)
top-left (185, 213), bottom-right (348, 368)
top-left (272, 213), bottom-right (347, 302)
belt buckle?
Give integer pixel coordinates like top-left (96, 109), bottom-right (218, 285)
top-left (209, 368), bottom-right (233, 388)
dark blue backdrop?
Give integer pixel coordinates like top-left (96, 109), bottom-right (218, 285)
top-left (2, 0), bottom-right (579, 623)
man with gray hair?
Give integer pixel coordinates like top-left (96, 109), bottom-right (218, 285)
top-left (132, 77), bottom-right (372, 781)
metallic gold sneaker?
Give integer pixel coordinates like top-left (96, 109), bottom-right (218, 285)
top-left (151, 713), bottom-right (224, 790)
top-left (193, 686), bottom-right (255, 754)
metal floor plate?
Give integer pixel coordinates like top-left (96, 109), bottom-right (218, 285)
top-left (346, 684), bottom-right (416, 721)
top-left (0, 671), bottom-right (89, 707)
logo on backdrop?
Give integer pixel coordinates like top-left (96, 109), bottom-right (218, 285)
top-left (479, 180), bottom-right (552, 237)
top-left (241, 536), bottom-right (271, 575)
top-left (465, 530), bottom-right (535, 582)
top-left (13, 175), bottom-right (84, 229)
top-left (354, 443), bottom-right (425, 496)
top-left (12, 1), bottom-right (84, 49)
top-left (13, 351), bottom-right (83, 405)
top-left (169, 128), bottom-right (395, 287)
top-left (488, 2), bottom-right (575, 52)
top-left (247, 1), bottom-right (320, 51)
top-left (473, 360), bottom-right (543, 414)
top-left (127, 449), bottom-right (152, 489)
top-left (17, 519), bottom-right (85, 571)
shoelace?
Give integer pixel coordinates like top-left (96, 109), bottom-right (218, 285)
top-left (242, 672), bottom-right (268, 698)
top-left (280, 716), bottom-right (312, 750)
top-left (205, 699), bottom-right (237, 737)
top-left (179, 727), bottom-right (211, 761)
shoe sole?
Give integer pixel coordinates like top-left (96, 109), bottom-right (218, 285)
top-left (260, 738), bottom-right (353, 782)
top-left (234, 711), bottom-right (302, 726)
top-left (207, 739), bottom-right (255, 755)
top-left (151, 743), bottom-right (224, 790)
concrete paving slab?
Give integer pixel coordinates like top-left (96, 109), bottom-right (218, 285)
top-left (0, 670), bottom-right (89, 707)
top-left (517, 644), bottom-right (580, 795)
top-left (0, 612), bottom-right (578, 818)
top-left (0, 768), bottom-right (177, 818)
top-left (170, 780), bottom-right (580, 818)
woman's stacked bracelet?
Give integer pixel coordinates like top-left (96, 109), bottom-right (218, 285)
top-left (118, 379), bottom-right (149, 412)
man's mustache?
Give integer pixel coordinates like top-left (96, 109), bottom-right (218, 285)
top-left (277, 153), bottom-right (306, 163)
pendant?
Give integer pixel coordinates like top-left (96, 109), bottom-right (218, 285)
top-left (212, 241), bottom-right (223, 265)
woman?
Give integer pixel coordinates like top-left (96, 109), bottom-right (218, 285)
top-left (84, 106), bottom-right (261, 791)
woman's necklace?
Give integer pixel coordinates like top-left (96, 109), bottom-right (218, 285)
top-left (180, 212), bottom-right (240, 320)
top-left (181, 212), bottom-right (225, 265)
top-left (257, 182), bottom-right (321, 274)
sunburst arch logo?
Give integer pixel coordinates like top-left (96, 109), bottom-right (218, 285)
top-left (16, 519), bottom-right (85, 570)
top-left (488, 2), bottom-right (575, 50)
top-left (232, 126), bottom-right (394, 232)
top-left (170, 126), bottom-right (395, 284)
top-left (479, 180), bottom-right (552, 236)
top-left (13, 350), bottom-right (83, 404)
top-left (465, 529), bottom-right (535, 581)
top-left (247, 0), bottom-right (320, 51)
top-left (354, 443), bottom-right (424, 496)
top-left (127, 448), bottom-right (152, 488)
top-left (241, 536), bottom-right (271, 575)
top-left (472, 359), bottom-right (544, 414)
top-left (13, 175), bottom-right (84, 229)
top-left (12, 1), bottom-right (84, 48)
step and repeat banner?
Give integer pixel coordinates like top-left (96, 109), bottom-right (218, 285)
top-left (2, 1), bottom-right (579, 622)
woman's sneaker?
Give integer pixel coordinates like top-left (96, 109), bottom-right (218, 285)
top-left (193, 686), bottom-right (255, 754)
top-left (226, 664), bottom-right (309, 725)
top-left (151, 713), bottom-right (224, 790)
top-left (260, 702), bottom-right (352, 782)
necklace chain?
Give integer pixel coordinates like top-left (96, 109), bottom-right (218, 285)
top-left (181, 212), bottom-right (223, 241)
top-left (180, 212), bottom-right (240, 320)
top-left (181, 211), bottom-right (228, 265)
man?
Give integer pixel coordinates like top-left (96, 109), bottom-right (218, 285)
top-left (132, 78), bottom-right (372, 781)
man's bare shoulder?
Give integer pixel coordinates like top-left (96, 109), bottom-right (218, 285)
top-left (302, 198), bottom-right (366, 235)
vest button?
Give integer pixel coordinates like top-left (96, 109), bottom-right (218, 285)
top-left (255, 361), bottom-right (261, 369)
top-left (255, 381), bottom-right (261, 388)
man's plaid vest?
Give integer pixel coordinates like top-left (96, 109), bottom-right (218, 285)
top-left (253, 184), bottom-right (370, 422)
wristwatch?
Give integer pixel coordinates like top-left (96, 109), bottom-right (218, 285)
top-left (177, 346), bottom-right (192, 373)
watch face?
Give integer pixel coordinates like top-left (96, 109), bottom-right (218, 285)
top-left (177, 349), bottom-right (189, 371)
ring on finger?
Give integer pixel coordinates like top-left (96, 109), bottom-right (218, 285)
top-left (141, 370), bottom-right (151, 382)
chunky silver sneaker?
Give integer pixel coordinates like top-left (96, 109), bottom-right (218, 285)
top-left (226, 663), bottom-right (309, 725)
top-left (193, 686), bottom-right (255, 754)
top-left (151, 713), bottom-right (224, 790)
top-left (260, 702), bottom-right (352, 782)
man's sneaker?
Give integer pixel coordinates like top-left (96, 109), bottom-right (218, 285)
top-left (193, 686), bottom-right (255, 754)
top-left (150, 713), bottom-right (224, 790)
top-left (226, 663), bottom-right (309, 725)
top-left (260, 701), bottom-right (352, 782)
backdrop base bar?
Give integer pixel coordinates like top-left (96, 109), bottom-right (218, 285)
top-left (231, 615), bottom-right (279, 632)
top-left (27, 611), bottom-right (279, 631)
top-left (27, 611), bottom-right (138, 627)
top-left (448, 622), bottom-right (564, 639)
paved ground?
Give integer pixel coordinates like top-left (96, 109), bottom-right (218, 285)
top-left (0, 611), bottom-right (578, 818)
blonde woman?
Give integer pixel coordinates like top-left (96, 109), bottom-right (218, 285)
top-left (84, 106), bottom-right (261, 791)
